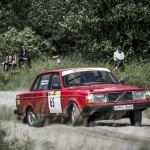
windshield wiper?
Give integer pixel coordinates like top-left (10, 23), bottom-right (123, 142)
top-left (87, 81), bottom-right (117, 85)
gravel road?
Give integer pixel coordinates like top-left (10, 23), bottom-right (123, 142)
top-left (1, 91), bottom-right (150, 150)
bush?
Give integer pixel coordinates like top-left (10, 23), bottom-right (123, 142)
top-left (0, 27), bottom-right (55, 59)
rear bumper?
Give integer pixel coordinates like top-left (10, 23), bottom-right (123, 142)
top-left (82, 102), bottom-right (150, 114)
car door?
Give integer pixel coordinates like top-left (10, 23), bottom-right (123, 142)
top-left (30, 72), bottom-right (62, 116)
top-left (29, 73), bottom-right (51, 116)
top-left (47, 73), bottom-right (62, 115)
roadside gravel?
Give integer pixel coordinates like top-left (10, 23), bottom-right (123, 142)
top-left (1, 91), bottom-right (150, 150)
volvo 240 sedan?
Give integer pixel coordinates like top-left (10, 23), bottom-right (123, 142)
top-left (14, 67), bottom-right (150, 127)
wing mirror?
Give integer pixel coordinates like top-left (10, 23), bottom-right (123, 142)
top-left (119, 78), bottom-right (125, 84)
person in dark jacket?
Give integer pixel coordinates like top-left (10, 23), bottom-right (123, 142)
top-left (18, 45), bottom-right (31, 68)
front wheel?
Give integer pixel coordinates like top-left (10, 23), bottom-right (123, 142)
top-left (71, 103), bottom-right (83, 126)
top-left (129, 110), bottom-right (142, 126)
top-left (27, 108), bottom-right (42, 127)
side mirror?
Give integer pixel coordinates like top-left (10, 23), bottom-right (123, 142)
top-left (119, 78), bottom-right (125, 84)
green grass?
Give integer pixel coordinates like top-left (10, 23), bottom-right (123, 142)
top-left (0, 55), bottom-right (150, 90)
top-left (1, 55), bottom-right (150, 118)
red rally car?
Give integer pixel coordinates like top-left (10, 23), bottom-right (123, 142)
top-left (14, 67), bottom-right (150, 127)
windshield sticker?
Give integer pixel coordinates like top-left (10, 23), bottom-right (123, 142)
top-left (41, 80), bottom-right (49, 85)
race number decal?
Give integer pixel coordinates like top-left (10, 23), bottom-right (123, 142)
top-left (48, 91), bottom-right (62, 113)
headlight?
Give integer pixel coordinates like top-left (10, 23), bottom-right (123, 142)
top-left (85, 93), bottom-right (107, 103)
top-left (93, 94), bottom-right (107, 103)
top-left (132, 91), bottom-right (146, 100)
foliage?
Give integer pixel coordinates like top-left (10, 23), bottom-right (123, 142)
top-left (62, 0), bottom-right (150, 59)
top-left (0, 56), bottom-right (150, 91)
top-left (0, 0), bottom-right (32, 32)
top-left (0, 27), bottom-right (55, 58)
top-left (0, 0), bottom-right (150, 59)
top-left (0, 71), bottom-right (10, 90)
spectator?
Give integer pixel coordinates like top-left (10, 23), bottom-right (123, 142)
top-left (18, 45), bottom-right (31, 68)
top-left (2, 53), bottom-right (12, 71)
top-left (113, 46), bottom-right (125, 71)
top-left (11, 53), bottom-right (17, 69)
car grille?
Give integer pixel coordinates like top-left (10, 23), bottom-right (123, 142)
top-left (107, 91), bottom-right (133, 102)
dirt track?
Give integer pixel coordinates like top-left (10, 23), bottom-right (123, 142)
top-left (1, 91), bottom-right (150, 150)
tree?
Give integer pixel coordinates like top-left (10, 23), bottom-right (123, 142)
top-left (0, 27), bottom-right (55, 58)
top-left (0, 0), bottom-right (150, 60)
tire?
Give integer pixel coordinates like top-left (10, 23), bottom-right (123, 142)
top-left (129, 110), bottom-right (142, 126)
top-left (27, 108), bottom-right (41, 127)
top-left (71, 103), bottom-right (83, 126)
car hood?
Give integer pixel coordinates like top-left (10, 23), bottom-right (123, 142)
top-left (66, 84), bottom-right (146, 93)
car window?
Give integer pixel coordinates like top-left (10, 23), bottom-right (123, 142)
top-left (81, 71), bottom-right (95, 83)
top-left (50, 74), bottom-right (60, 89)
top-left (101, 71), bottom-right (114, 83)
top-left (67, 72), bottom-right (81, 85)
top-left (63, 70), bottom-right (117, 87)
top-left (38, 74), bottom-right (51, 90)
top-left (31, 76), bottom-right (41, 90)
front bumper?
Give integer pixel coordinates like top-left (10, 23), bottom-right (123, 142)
top-left (14, 109), bottom-right (23, 116)
top-left (82, 102), bottom-right (150, 114)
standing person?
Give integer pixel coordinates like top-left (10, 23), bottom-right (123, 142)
top-left (113, 46), bottom-right (125, 71)
top-left (18, 45), bottom-right (31, 68)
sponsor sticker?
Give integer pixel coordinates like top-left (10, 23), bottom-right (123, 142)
top-left (48, 91), bottom-right (62, 113)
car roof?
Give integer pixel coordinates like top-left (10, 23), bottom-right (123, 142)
top-left (39, 66), bottom-right (111, 75)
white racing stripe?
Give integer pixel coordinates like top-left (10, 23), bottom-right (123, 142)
top-left (62, 68), bottom-right (110, 76)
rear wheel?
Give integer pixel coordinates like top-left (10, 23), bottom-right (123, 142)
top-left (129, 110), bottom-right (142, 126)
top-left (71, 103), bottom-right (83, 126)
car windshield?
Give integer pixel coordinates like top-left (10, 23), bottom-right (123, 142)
top-left (62, 69), bottom-right (118, 87)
